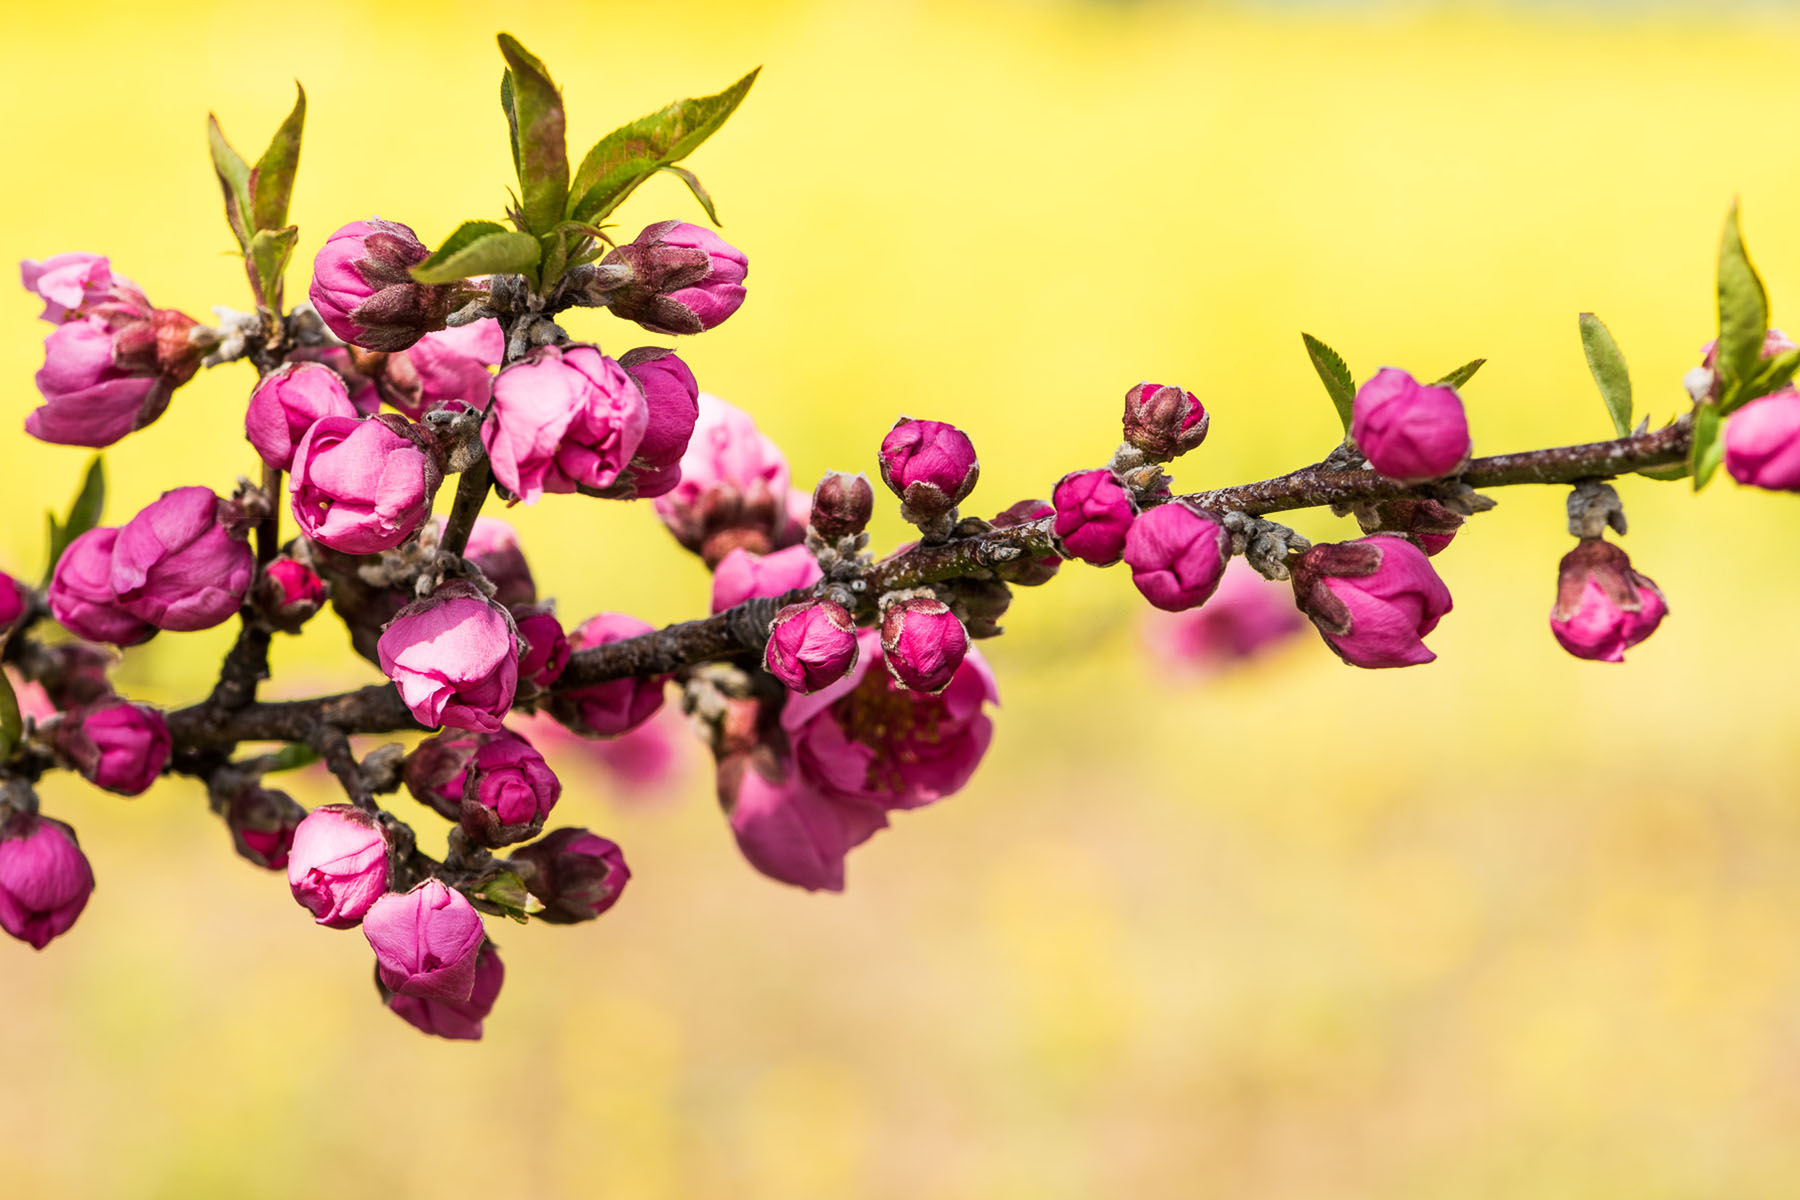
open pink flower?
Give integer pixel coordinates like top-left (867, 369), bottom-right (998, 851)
top-left (109, 487), bottom-right (254, 632)
top-left (710, 545), bottom-right (822, 613)
top-left (375, 319), bottom-right (505, 418)
top-left (654, 394), bottom-right (793, 566)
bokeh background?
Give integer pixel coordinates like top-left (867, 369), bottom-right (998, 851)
top-left (5, 0), bottom-right (1800, 1196)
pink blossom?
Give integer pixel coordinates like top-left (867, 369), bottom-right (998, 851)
top-left (245, 361), bottom-right (357, 472)
top-left (459, 516), bottom-right (536, 607)
top-left (1142, 560), bottom-right (1306, 675)
top-left (109, 486), bottom-right (254, 632)
top-left (654, 394), bottom-right (793, 567)
top-left (711, 545), bottom-right (823, 613)
top-left (766, 600), bottom-right (859, 693)
top-left (1549, 538), bottom-right (1667, 663)
top-left (27, 310), bottom-right (196, 448)
top-left (47, 527), bottom-right (155, 647)
top-left (20, 252), bottom-right (126, 322)
top-left (1291, 535), bottom-right (1453, 668)
top-left (512, 604), bottom-right (570, 688)
top-left (878, 419), bottom-right (979, 521)
top-left (224, 786), bottom-right (305, 871)
top-left (0, 570), bottom-right (25, 628)
top-left (1122, 382), bottom-right (1209, 461)
top-left (384, 941), bottom-right (504, 1040)
top-left (459, 730), bottom-right (561, 847)
top-left (724, 758), bottom-right (889, 893)
top-left (808, 471), bottom-right (875, 539)
top-left (1123, 501), bottom-right (1231, 612)
top-left (363, 880), bottom-right (486, 1003)
top-left (1725, 389), bottom-right (1800, 491)
top-left (54, 697), bottom-right (170, 795)
top-left (286, 804), bottom-right (390, 928)
top-left (377, 582), bottom-right (518, 733)
top-left (308, 218), bottom-right (452, 351)
top-left (547, 613), bottom-right (665, 737)
top-left (609, 347), bottom-right (700, 499)
top-left (600, 220), bottom-right (748, 335)
top-left (375, 318), bottom-right (505, 418)
top-left (290, 414), bottom-right (441, 554)
top-left (255, 558), bottom-right (327, 633)
top-left (403, 730), bottom-right (488, 822)
top-left (506, 828), bottom-right (631, 923)
top-left (1351, 368), bottom-right (1471, 484)
top-left (1052, 469), bottom-right (1136, 566)
top-left (483, 344), bottom-right (648, 504)
top-left (879, 597), bottom-right (969, 693)
top-left (0, 815), bottom-right (94, 950)
top-left (991, 499), bottom-right (1061, 586)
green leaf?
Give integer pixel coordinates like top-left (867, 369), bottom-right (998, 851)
top-left (474, 870), bottom-right (540, 924)
top-left (499, 70), bottom-right (521, 178)
top-left (1301, 332), bottom-right (1357, 432)
top-left (1745, 347), bottom-right (1800, 408)
top-left (1690, 403), bottom-right (1725, 490)
top-left (43, 455), bottom-right (105, 584)
top-left (410, 225), bottom-right (541, 285)
top-left (1578, 313), bottom-right (1633, 437)
top-left (246, 226), bottom-right (298, 309)
top-left (265, 742), bottom-right (320, 773)
top-left (1716, 201), bottom-right (1769, 400)
top-left (658, 164), bottom-right (721, 224)
top-left (568, 68), bottom-right (760, 225)
top-left (207, 114), bottom-right (253, 248)
top-left (496, 34), bottom-right (568, 235)
top-left (0, 669), bottom-right (19, 763)
top-left (1638, 460), bottom-right (1690, 483)
top-left (248, 83), bottom-right (306, 233)
top-left (1434, 358), bottom-right (1486, 390)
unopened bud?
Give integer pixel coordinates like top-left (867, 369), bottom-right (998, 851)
top-left (225, 786), bottom-right (306, 870)
top-left (878, 419), bottom-right (979, 524)
top-left (765, 599), bottom-right (859, 693)
top-left (253, 558), bottom-right (328, 633)
top-left (1549, 538), bottom-right (1667, 663)
top-left (1122, 501), bottom-right (1231, 612)
top-left (507, 828), bottom-right (631, 924)
top-left (880, 596), bottom-right (969, 693)
top-left (1122, 382), bottom-right (1209, 461)
top-left (810, 471), bottom-right (875, 539)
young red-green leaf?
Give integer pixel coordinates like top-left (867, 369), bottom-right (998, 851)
top-left (500, 70), bottom-right (521, 179)
top-left (248, 83), bottom-right (306, 233)
top-left (1689, 402), bottom-right (1725, 490)
top-left (496, 34), bottom-right (568, 236)
top-left (1715, 201), bottom-right (1768, 401)
top-left (658, 164), bottom-right (721, 225)
top-left (1301, 332), bottom-right (1357, 432)
top-left (1434, 358), bottom-right (1485, 390)
top-left (568, 68), bottom-right (760, 225)
top-left (42, 455), bottom-right (105, 585)
top-left (247, 226), bottom-right (298, 310)
top-left (411, 224), bottom-right (541, 285)
top-left (207, 114), bottom-right (253, 248)
top-left (1578, 313), bottom-right (1633, 437)
top-left (1745, 347), bottom-right (1800, 407)
top-left (474, 869), bottom-right (540, 923)
top-left (0, 668), bottom-right (20, 763)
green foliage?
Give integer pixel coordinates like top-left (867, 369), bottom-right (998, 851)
top-left (659, 164), bottom-right (721, 225)
top-left (0, 669), bottom-right (18, 764)
top-left (1577, 313), bottom-right (1633, 437)
top-left (249, 84), bottom-right (305, 233)
top-left (497, 34), bottom-right (569, 237)
top-left (207, 115), bottom-right (253, 248)
top-left (1435, 358), bottom-right (1486, 390)
top-left (1300, 332), bottom-right (1357, 432)
top-left (567, 68), bottom-right (759, 226)
top-left (1715, 202), bottom-right (1769, 410)
top-left (208, 88), bottom-right (309, 307)
top-left (475, 870), bottom-right (539, 924)
top-left (1689, 402), bottom-right (1725, 490)
top-left (42, 456), bottom-right (105, 585)
top-left (247, 225), bottom-right (298, 308)
top-left (412, 221), bottom-right (542, 285)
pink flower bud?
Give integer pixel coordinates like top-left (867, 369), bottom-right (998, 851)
top-left (55, 697), bottom-right (170, 795)
top-left (225, 786), bottom-right (305, 870)
top-left (403, 730), bottom-right (488, 821)
top-left (878, 419), bottom-right (980, 522)
top-left (1291, 535), bottom-right (1453, 668)
top-left (21, 252), bottom-right (124, 323)
top-left (253, 557), bottom-right (327, 633)
top-left (507, 827), bottom-right (631, 923)
top-left (511, 604), bottom-right (570, 689)
top-left (880, 597), bottom-right (969, 693)
top-left (108, 487), bottom-right (254, 632)
top-left (291, 414), bottom-right (442, 554)
top-left (27, 305), bottom-right (200, 447)
top-left (373, 319), bottom-right (504, 418)
top-left (245, 362), bottom-right (358, 472)
top-left (991, 499), bottom-right (1061, 586)
top-left (286, 344), bottom-right (381, 415)
top-left (286, 804), bottom-right (390, 928)
top-left (382, 940), bottom-right (504, 1040)
top-left (454, 516), bottom-right (535, 606)
top-left (377, 582), bottom-right (519, 733)
top-left (1350, 368), bottom-right (1472, 484)
top-left (484, 344), bottom-right (649, 504)
top-left (721, 757), bottom-right (889, 893)
top-left (599, 220), bottom-right (748, 335)
top-left (1143, 559), bottom-right (1307, 674)
top-left (1549, 538), bottom-right (1667, 663)
top-left (1701, 328), bottom-right (1796, 372)
top-left (0, 814), bottom-right (94, 950)
top-left (363, 879), bottom-right (486, 1002)
top-left (654, 394), bottom-right (793, 567)
top-left (766, 600), bottom-right (859, 693)
top-left (0, 570), bottom-right (26, 628)
top-left (809, 471), bottom-right (875, 539)
top-left (1122, 502), bottom-right (1231, 612)
top-left (711, 545), bottom-right (823, 613)
top-left (47, 527), bottom-right (155, 646)
top-left (548, 613), bottom-right (666, 737)
top-left (1052, 469), bottom-right (1137, 566)
top-left (459, 730), bottom-right (561, 847)
top-left (605, 347), bottom-right (701, 499)
top-left (1724, 388), bottom-right (1800, 492)
top-left (1122, 382), bottom-right (1210, 461)
top-left (1354, 496), bottom-right (1464, 556)
top-left (308, 218), bottom-right (453, 352)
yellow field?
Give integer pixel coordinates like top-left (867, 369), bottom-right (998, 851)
top-left (4, 1), bottom-right (1800, 1196)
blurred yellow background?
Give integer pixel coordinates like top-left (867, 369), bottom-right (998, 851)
top-left (6, 0), bottom-right (1800, 1196)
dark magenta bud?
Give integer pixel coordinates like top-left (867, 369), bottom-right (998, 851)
top-left (809, 471), bottom-right (875, 539)
top-left (1122, 382), bottom-right (1209, 461)
top-left (507, 828), bottom-right (631, 924)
